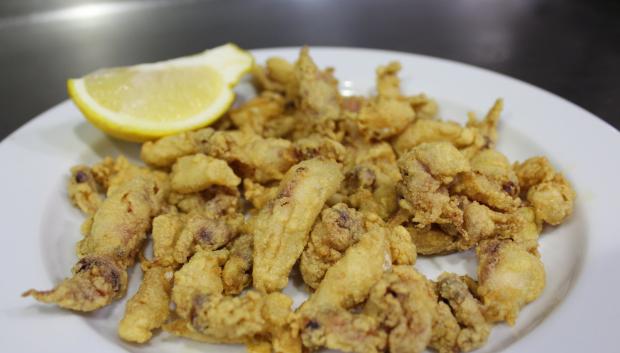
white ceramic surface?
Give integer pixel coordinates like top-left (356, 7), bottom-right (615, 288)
top-left (0, 47), bottom-right (618, 353)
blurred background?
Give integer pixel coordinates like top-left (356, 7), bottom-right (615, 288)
top-left (1, 0), bottom-right (619, 139)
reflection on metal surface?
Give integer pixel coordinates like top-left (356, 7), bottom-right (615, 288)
top-left (0, 0), bottom-right (199, 29)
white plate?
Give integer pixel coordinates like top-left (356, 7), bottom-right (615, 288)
top-left (0, 47), bottom-right (618, 353)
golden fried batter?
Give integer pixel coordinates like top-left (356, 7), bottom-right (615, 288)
top-left (476, 239), bottom-right (545, 325)
top-left (192, 291), bottom-right (301, 352)
top-left (24, 177), bottom-right (163, 311)
top-left (302, 222), bottom-right (387, 311)
top-left (171, 249), bottom-right (227, 319)
top-left (436, 273), bottom-right (490, 352)
top-left (118, 266), bottom-right (173, 343)
top-left (514, 156), bottom-right (575, 225)
top-left (452, 149), bottom-right (521, 212)
top-left (222, 233), bottom-right (254, 295)
top-left (67, 165), bottom-right (103, 215)
top-left (300, 203), bottom-right (366, 289)
top-left (364, 267), bottom-right (437, 353)
top-left (397, 142), bottom-right (470, 227)
top-left (252, 158), bottom-right (343, 293)
top-left (170, 154), bottom-right (240, 193)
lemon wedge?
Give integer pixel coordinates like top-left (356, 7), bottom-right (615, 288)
top-left (68, 43), bottom-right (253, 141)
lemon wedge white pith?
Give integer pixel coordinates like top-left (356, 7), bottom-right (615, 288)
top-left (68, 43), bottom-right (253, 142)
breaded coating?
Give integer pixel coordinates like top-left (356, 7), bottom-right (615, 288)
top-left (118, 266), bottom-right (173, 343)
top-left (170, 153), bottom-right (240, 193)
top-left (293, 135), bottom-right (347, 162)
top-left (386, 225), bottom-right (417, 265)
top-left (430, 301), bottom-right (461, 353)
top-left (436, 273), bottom-right (490, 352)
top-left (67, 165), bottom-right (103, 215)
top-left (363, 267), bottom-right (437, 353)
top-left (408, 202), bottom-right (540, 255)
top-left (24, 177), bottom-right (163, 311)
top-left (223, 233), bottom-right (254, 295)
top-left (204, 130), bottom-right (298, 183)
top-left (243, 179), bottom-right (279, 209)
top-left (408, 94), bottom-right (438, 120)
top-left (300, 203), bottom-right (366, 289)
top-left (476, 239), bottom-right (545, 325)
top-left (302, 223), bottom-right (387, 311)
top-left (393, 119), bottom-right (476, 156)
top-left (171, 249), bottom-right (227, 319)
top-left (397, 142), bottom-right (470, 227)
top-left (150, 212), bottom-right (186, 267)
top-left (23, 256), bottom-right (127, 311)
top-left (301, 306), bottom-right (386, 353)
top-left (230, 92), bottom-right (286, 135)
top-left (140, 128), bottom-right (214, 167)
top-left (352, 62), bottom-right (415, 141)
top-left (452, 149), bottom-right (521, 212)
top-left (190, 291), bottom-right (301, 353)
top-left (253, 57), bottom-right (297, 99)
top-left (252, 158), bottom-right (344, 293)
top-left (292, 48), bottom-right (343, 141)
top-left (172, 210), bottom-right (243, 265)
top-left (408, 225), bottom-right (461, 255)
top-left (341, 142), bottom-right (402, 219)
top-left (91, 155), bottom-right (170, 197)
top-left (514, 156), bottom-right (575, 225)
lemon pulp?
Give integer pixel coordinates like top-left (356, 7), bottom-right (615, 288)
top-left (84, 66), bottom-right (224, 122)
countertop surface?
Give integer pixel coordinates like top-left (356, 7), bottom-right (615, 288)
top-left (1, 0), bottom-right (619, 140)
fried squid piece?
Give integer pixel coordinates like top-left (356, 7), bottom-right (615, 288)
top-left (301, 306), bottom-right (387, 353)
top-left (355, 62), bottom-right (415, 141)
top-left (140, 128), bottom-right (214, 167)
top-left (392, 120), bottom-right (477, 156)
top-left (230, 92), bottom-right (286, 134)
top-left (363, 267), bottom-right (437, 353)
top-left (149, 212), bottom-right (186, 267)
top-left (514, 156), bottom-right (576, 225)
top-left (91, 155), bottom-right (170, 197)
top-left (171, 249), bottom-right (227, 319)
top-left (170, 153), bottom-right (241, 193)
top-left (118, 265), bottom-right (173, 343)
top-left (67, 165), bottom-right (103, 215)
top-left (408, 94), bottom-right (438, 120)
top-left (292, 47), bottom-right (343, 141)
top-left (460, 99), bottom-right (503, 159)
top-left (397, 142), bottom-right (470, 227)
top-left (435, 273), bottom-right (490, 352)
top-left (300, 203), bottom-right (366, 289)
top-left (408, 200), bottom-right (540, 255)
top-left (24, 177), bottom-right (163, 311)
top-left (189, 291), bottom-right (302, 353)
top-left (172, 209), bottom-right (243, 265)
top-left (341, 142), bottom-right (402, 219)
top-left (407, 225), bottom-right (460, 255)
top-left (386, 225), bottom-right (417, 265)
top-left (293, 135), bottom-right (347, 162)
top-left (203, 130), bottom-right (298, 183)
top-left (252, 158), bottom-right (343, 293)
top-left (243, 179), bottom-right (279, 209)
top-left (476, 239), bottom-right (545, 325)
top-left (452, 149), bottom-right (521, 212)
top-left (253, 57), bottom-right (297, 99)
top-left (222, 233), bottom-right (254, 295)
top-left (430, 301), bottom-right (461, 353)
top-left (302, 223), bottom-right (387, 311)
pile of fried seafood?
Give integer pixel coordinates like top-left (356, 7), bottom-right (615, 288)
top-left (24, 48), bottom-right (575, 353)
